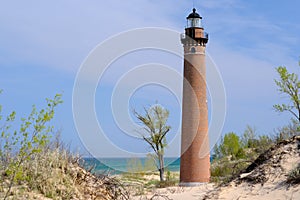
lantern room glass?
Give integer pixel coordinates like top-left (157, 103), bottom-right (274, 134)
top-left (187, 18), bottom-right (202, 28)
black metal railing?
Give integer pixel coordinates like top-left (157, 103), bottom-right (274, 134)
top-left (181, 32), bottom-right (209, 40)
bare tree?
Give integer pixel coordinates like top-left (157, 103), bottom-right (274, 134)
top-left (274, 64), bottom-right (300, 123)
top-left (134, 104), bottom-right (171, 181)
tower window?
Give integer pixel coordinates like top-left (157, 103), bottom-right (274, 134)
top-left (190, 47), bottom-right (196, 53)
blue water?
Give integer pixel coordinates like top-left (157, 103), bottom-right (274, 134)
top-left (81, 157), bottom-right (180, 175)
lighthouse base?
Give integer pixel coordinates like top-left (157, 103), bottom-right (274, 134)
top-left (179, 182), bottom-right (209, 187)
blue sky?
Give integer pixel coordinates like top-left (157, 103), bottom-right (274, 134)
top-left (0, 0), bottom-right (300, 157)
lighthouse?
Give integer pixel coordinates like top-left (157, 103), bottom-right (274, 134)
top-left (180, 8), bottom-right (210, 185)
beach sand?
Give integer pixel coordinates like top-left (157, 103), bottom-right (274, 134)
top-left (131, 184), bottom-right (215, 200)
top-left (131, 136), bottom-right (300, 200)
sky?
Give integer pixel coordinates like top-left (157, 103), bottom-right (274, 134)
top-left (0, 0), bottom-right (300, 158)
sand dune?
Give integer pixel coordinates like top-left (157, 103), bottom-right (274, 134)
top-left (134, 136), bottom-right (300, 200)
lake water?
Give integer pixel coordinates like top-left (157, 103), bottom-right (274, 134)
top-left (81, 157), bottom-right (180, 175)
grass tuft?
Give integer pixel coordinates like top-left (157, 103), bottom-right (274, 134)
top-left (287, 164), bottom-right (300, 184)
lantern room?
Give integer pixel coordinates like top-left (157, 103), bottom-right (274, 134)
top-left (187, 8), bottom-right (202, 28)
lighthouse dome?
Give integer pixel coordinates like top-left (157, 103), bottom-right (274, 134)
top-left (187, 8), bottom-right (202, 19)
top-left (186, 8), bottom-right (203, 28)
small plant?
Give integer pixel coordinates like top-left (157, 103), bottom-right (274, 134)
top-left (166, 170), bottom-right (171, 181)
top-left (272, 120), bottom-right (300, 143)
top-left (155, 170), bottom-right (178, 188)
top-left (155, 179), bottom-right (177, 188)
top-left (287, 165), bottom-right (300, 184)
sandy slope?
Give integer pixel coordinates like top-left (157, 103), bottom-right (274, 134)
top-left (203, 136), bottom-right (300, 200)
top-left (134, 136), bottom-right (300, 200)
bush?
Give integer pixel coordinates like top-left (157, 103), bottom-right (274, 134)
top-left (273, 120), bottom-right (300, 143)
top-left (0, 93), bottom-right (64, 199)
top-left (155, 179), bottom-right (177, 188)
top-left (287, 164), bottom-right (300, 184)
top-left (213, 132), bottom-right (245, 160)
top-left (211, 158), bottom-right (250, 184)
top-left (211, 128), bottom-right (275, 184)
top-left (255, 135), bottom-right (273, 154)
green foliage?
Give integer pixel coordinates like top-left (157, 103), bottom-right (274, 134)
top-left (0, 93), bottom-right (125, 199)
top-left (215, 132), bottom-right (245, 160)
top-left (134, 104), bottom-right (170, 155)
top-left (274, 65), bottom-right (300, 122)
top-left (287, 164), bottom-right (300, 184)
top-left (155, 179), bottom-right (177, 188)
top-left (273, 119), bottom-right (300, 143)
top-left (166, 170), bottom-right (171, 181)
top-left (241, 125), bottom-right (257, 148)
top-left (211, 132), bottom-right (249, 184)
top-left (211, 159), bottom-right (250, 184)
top-left (134, 104), bottom-right (171, 181)
top-left (240, 125), bottom-right (273, 154)
top-left (255, 135), bottom-right (273, 154)
top-left (144, 170), bottom-right (178, 188)
top-left (0, 93), bottom-right (63, 199)
top-left (211, 126), bottom-right (275, 184)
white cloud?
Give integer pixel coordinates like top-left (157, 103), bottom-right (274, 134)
top-left (1, 0), bottom-right (298, 74)
top-left (0, 1), bottom-right (187, 73)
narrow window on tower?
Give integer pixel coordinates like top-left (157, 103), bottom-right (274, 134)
top-left (190, 47), bottom-right (196, 53)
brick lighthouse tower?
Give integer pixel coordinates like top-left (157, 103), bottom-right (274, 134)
top-left (180, 8), bottom-right (210, 185)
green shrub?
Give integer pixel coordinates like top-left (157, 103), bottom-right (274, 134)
top-left (0, 93), bottom-right (63, 199)
top-left (287, 165), bottom-right (300, 184)
top-left (211, 157), bottom-right (250, 184)
top-left (155, 179), bottom-right (177, 188)
top-left (211, 128), bottom-right (274, 184)
top-left (273, 120), bottom-right (300, 143)
top-left (214, 132), bottom-right (245, 160)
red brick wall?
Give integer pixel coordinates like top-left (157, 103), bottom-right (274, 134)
top-left (180, 46), bottom-right (210, 184)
